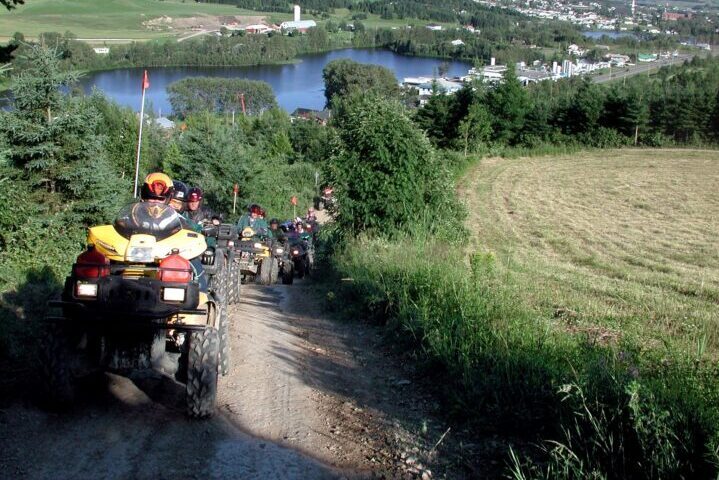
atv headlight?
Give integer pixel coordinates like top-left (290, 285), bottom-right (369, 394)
top-left (126, 246), bottom-right (153, 263)
top-left (75, 282), bottom-right (98, 298)
top-left (162, 287), bottom-right (186, 302)
top-left (292, 249), bottom-right (299, 255)
top-left (275, 247), bottom-right (284, 254)
top-left (253, 242), bottom-right (262, 249)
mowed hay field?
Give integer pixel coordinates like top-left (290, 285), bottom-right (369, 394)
top-left (0, 0), bottom-right (281, 41)
top-left (466, 149), bottom-right (719, 356)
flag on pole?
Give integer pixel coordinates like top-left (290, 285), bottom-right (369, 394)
top-left (133, 71), bottom-right (150, 198)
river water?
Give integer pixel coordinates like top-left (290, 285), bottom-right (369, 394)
top-left (77, 49), bottom-right (471, 114)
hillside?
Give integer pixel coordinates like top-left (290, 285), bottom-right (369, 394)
top-left (0, 0), bottom-right (286, 42)
top-left (462, 149), bottom-right (719, 355)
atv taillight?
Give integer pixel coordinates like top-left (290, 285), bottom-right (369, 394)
top-left (159, 254), bottom-right (192, 283)
top-left (74, 247), bottom-right (110, 279)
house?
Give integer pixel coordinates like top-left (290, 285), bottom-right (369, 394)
top-left (241, 24), bottom-right (277, 34)
top-left (426, 24), bottom-right (443, 31)
top-left (637, 53), bottom-right (657, 62)
top-left (280, 20), bottom-right (317, 33)
top-left (517, 69), bottom-right (553, 85)
top-left (662, 12), bottom-right (692, 21)
top-left (93, 47), bottom-right (109, 54)
top-left (450, 39), bottom-right (465, 47)
top-left (154, 117), bottom-right (176, 129)
top-left (290, 108), bottom-right (331, 125)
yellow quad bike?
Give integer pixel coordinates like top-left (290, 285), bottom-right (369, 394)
top-left (234, 227), bottom-right (278, 285)
top-left (42, 202), bottom-right (228, 418)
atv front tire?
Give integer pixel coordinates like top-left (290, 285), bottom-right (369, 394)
top-left (281, 264), bottom-right (294, 285)
top-left (186, 327), bottom-right (219, 418)
top-left (257, 258), bottom-right (277, 285)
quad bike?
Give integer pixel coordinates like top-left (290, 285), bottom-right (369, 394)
top-left (288, 238), bottom-right (311, 279)
top-left (314, 186), bottom-right (335, 211)
top-left (42, 202), bottom-right (228, 418)
top-left (234, 227), bottom-right (277, 286)
top-left (270, 240), bottom-right (294, 285)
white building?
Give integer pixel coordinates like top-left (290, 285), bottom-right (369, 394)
top-left (450, 39), bottom-right (465, 46)
top-left (280, 20), bottom-right (317, 32)
top-left (562, 59), bottom-right (575, 77)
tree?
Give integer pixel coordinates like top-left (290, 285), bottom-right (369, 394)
top-left (0, 45), bottom-right (126, 224)
top-left (457, 102), bottom-right (492, 156)
top-left (168, 77), bottom-right (277, 117)
top-left (487, 64), bottom-right (529, 145)
top-left (322, 59), bottom-right (400, 107)
top-left (327, 93), bottom-right (446, 232)
top-left (1, 0), bottom-right (24, 10)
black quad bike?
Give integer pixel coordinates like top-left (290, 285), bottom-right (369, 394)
top-left (41, 203), bottom-right (228, 418)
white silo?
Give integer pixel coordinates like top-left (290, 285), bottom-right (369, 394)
top-left (294, 5), bottom-right (301, 22)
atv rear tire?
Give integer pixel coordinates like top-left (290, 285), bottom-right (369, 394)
top-left (39, 324), bottom-right (75, 408)
top-left (228, 260), bottom-right (241, 305)
top-left (186, 327), bottom-right (219, 418)
top-left (218, 305), bottom-right (231, 376)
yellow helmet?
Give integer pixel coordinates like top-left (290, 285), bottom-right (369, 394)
top-left (141, 172), bottom-right (174, 201)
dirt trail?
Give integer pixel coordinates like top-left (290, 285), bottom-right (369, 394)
top-left (0, 282), bottom-right (444, 479)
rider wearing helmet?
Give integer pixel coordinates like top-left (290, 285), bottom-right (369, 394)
top-left (169, 180), bottom-right (189, 212)
top-left (140, 172), bottom-right (174, 203)
top-left (237, 203), bottom-right (269, 237)
top-left (184, 187), bottom-right (215, 224)
top-left (268, 218), bottom-right (286, 242)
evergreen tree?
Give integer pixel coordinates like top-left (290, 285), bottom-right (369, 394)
top-left (487, 64), bottom-right (529, 145)
top-left (0, 45), bottom-right (127, 224)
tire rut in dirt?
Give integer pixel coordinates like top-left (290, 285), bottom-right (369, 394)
top-left (186, 327), bottom-right (219, 418)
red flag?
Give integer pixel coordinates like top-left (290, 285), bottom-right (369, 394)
top-left (291, 196), bottom-right (298, 206)
top-left (142, 70), bottom-right (150, 91)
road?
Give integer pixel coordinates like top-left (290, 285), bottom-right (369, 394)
top-left (0, 282), bottom-right (446, 479)
top-left (593, 54), bottom-right (693, 83)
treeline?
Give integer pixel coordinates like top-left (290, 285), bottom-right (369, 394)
top-left (4, 29), bottom-right (347, 73)
top-left (414, 56), bottom-right (719, 152)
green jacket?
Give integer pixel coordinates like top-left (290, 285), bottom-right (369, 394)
top-left (237, 215), bottom-right (269, 239)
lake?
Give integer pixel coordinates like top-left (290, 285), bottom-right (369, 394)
top-left (77, 49), bottom-right (472, 114)
top-left (582, 31), bottom-right (639, 40)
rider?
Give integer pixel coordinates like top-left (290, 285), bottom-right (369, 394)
top-left (169, 180), bottom-right (189, 213)
top-left (139, 173), bottom-right (207, 290)
top-left (237, 204), bottom-right (268, 234)
top-left (140, 172), bottom-right (174, 204)
top-left (185, 187), bottom-right (219, 225)
top-left (268, 218), bottom-right (286, 243)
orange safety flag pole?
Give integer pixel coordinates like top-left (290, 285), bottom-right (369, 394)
top-left (133, 70), bottom-right (150, 198)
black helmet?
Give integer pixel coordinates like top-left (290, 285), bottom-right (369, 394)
top-left (172, 180), bottom-right (189, 201)
top-left (269, 218), bottom-right (279, 226)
